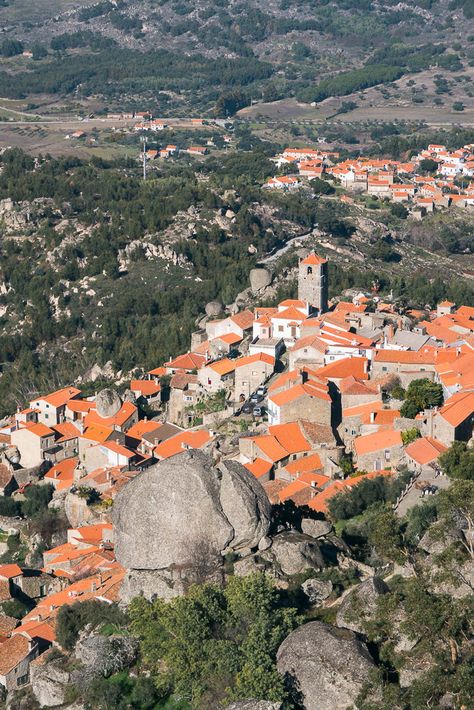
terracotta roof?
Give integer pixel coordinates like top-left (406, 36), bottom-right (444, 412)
top-left (101, 441), bottom-right (136, 458)
top-left (405, 436), bottom-right (447, 465)
top-left (51, 422), bottom-right (81, 442)
top-left (0, 615), bottom-right (17, 635)
top-left (269, 381), bottom-right (331, 407)
top-left (268, 422), bottom-right (311, 455)
top-left (354, 429), bottom-right (402, 456)
top-left (0, 564), bottom-right (22, 580)
top-left (230, 310), bottom-right (254, 330)
top-left (250, 435), bottom-right (289, 463)
top-left (126, 419), bottom-right (162, 440)
top-left (14, 620), bottom-right (55, 644)
top-left (148, 366), bottom-right (167, 377)
top-left (284, 453), bottom-right (324, 477)
top-left (301, 253), bottom-right (327, 265)
top-left (130, 379), bottom-right (161, 396)
top-left (170, 372), bottom-right (198, 390)
top-left (343, 400), bottom-right (383, 419)
top-left (36, 387), bottom-right (82, 408)
top-left (315, 357), bottom-right (368, 381)
top-left (438, 391), bottom-right (474, 427)
top-left (21, 422), bottom-right (54, 438)
top-left (81, 424), bottom-right (114, 443)
top-left (207, 358), bottom-right (236, 376)
top-left (84, 401), bottom-right (136, 429)
top-left (214, 332), bottom-right (242, 345)
top-left (234, 353), bottom-right (275, 368)
top-left (339, 375), bottom-right (378, 395)
top-left (308, 470), bottom-right (394, 513)
top-left (154, 429), bottom-right (213, 459)
top-left (44, 458), bottom-right (77, 490)
top-left (373, 349), bottom-right (438, 364)
top-left (243, 458), bottom-right (273, 479)
top-left (0, 635), bottom-right (32, 675)
top-left (165, 352), bottom-right (206, 371)
top-left (272, 306), bottom-right (307, 321)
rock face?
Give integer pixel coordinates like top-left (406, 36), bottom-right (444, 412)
top-left (250, 267), bottom-right (272, 293)
top-left (205, 300), bottom-right (224, 317)
top-left (31, 659), bottom-right (71, 707)
top-left (74, 633), bottom-right (138, 680)
top-left (302, 578), bottom-right (333, 604)
top-left (114, 451), bottom-right (271, 601)
top-left (301, 518), bottom-right (332, 539)
top-left (336, 577), bottom-right (388, 635)
top-left (95, 388), bottom-right (122, 418)
top-left (277, 621), bottom-right (375, 710)
top-left (267, 532), bottom-right (325, 576)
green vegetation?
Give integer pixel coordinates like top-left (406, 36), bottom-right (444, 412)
top-left (129, 574), bottom-right (300, 706)
top-left (56, 599), bottom-right (128, 651)
top-left (328, 472), bottom-right (411, 521)
top-left (439, 441), bottom-right (474, 480)
top-left (399, 379), bottom-right (444, 419)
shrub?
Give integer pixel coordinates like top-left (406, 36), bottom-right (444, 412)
top-left (56, 600), bottom-right (127, 651)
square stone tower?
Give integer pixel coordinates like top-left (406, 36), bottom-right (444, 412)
top-left (298, 253), bottom-right (328, 314)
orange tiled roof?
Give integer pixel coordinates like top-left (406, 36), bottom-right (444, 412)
top-left (438, 391), bottom-right (474, 427)
top-left (81, 424), bottom-right (114, 444)
top-left (0, 564), bottom-right (22, 579)
top-left (405, 436), bottom-right (447, 465)
top-left (284, 452), bottom-right (324, 477)
top-left (207, 358), bottom-right (236, 376)
top-left (269, 381), bottom-right (331, 407)
top-left (230, 310), bottom-right (254, 330)
top-left (244, 458), bottom-right (273, 479)
top-left (214, 332), bottom-right (242, 345)
top-left (154, 429), bottom-right (213, 459)
top-left (37, 387), bottom-right (81, 408)
top-left (268, 422), bottom-right (311, 455)
top-left (84, 401), bottom-right (136, 429)
top-left (234, 353), bottom-right (275, 368)
top-left (126, 420), bottom-right (161, 440)
top-left (301, 253), bottom-right (327, 265)
top-left (0, 635), bottom-right (31, 675)
top-left (165, 352), bottom-right (206, 371)
top-left (354, 429), bottom-right (402, 456)
top-left (130, 379), bottom-right (161, 396)
top-left (315, 357), bottom-right (369, 381)
top-left (51, 422), bottom-right (80, 442)
top-left (250, 435), bottom-right (289, 463)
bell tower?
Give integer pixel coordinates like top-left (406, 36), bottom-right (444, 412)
top-left (298, 253), bottom-right (328, 314)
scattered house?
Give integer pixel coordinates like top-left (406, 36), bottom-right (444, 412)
top-left (267, 375), bottom-right (331, 426)
top-left (29, 387), bottom-right (82, 426)
top-left (168, 374), bottom-right (201, 427)
top-left (11, 423), bottom-right (56, 468)
top-left (198, 358), bottom-right (236, 394)
top-left (234, 353), bottom-right (275, 401)
top-left (130, 379), bottom-right (162, 408)
top-left (353, 429), bottom-right (403, 471)
top-left (405, 436), bottom-right (447, 472)
top-left (0, 634), bottom-right (39, 691)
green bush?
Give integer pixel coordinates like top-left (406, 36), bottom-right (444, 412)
top-left (56, 600), bottom-right (127, 651)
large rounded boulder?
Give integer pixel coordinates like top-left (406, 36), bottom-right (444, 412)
top-left (114, 451), bottom-right (271, 600)
top-left (96, 388), bottom-right (122, 418)
top-left (276, 621), bottom-right (374, 710)
top-left (250, 267), bottom-right (272, 293)
top-left (336, 577), bottom-right (388, 635)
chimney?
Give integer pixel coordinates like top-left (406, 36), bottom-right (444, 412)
top-left (370, 411), bottom-right (376, 424)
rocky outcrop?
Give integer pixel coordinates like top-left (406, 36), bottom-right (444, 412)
top-left (250, 267), bottom-right (272, 293)
top-left (276, 621), bottom-right (375, 710)
top-left (30, 657), bottom-right (71, 707)
top-left (74, 632), bottom-right (138, 683)
top-left (302, 578), bottom-right (333, 603)
top-left (114, 451), bottom-right (271, 602)
top-left (336, 577), bottom-right (388, 635)
top-left (301, 518), bottom-right (332, 539)
top-left (205, 300), bottom-right (224, 317)
top-left (95, 388), bottom-right (122, 418)
top-left (264, 531), bottom-right (325, 576)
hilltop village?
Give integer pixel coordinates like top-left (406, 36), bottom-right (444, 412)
top-left (0, 250), bottom-right (472, 693)
top-left (265, 142), bottom-right (474, 217)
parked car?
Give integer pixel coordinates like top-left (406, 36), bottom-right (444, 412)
top-left (241, 402), bottom-right (254, 414)
top-left (250, 393), bottom-right (263, 404)
top-left (253, 406), bottom-right (264, 417)
top-left (256, 386), bottom-right (267, 397)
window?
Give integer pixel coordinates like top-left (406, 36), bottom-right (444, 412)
top-left (384, 449), bottom-right (391, 461)
top-left (382, 366), bottom-right (387, 372)
top-left (251, 371), bottom-right (257, 376)
top-left (278, 326), bottom-right (283, 332)
top-left (44, 414), bottom-right (49, 419)
top-left (307, 266), bottom-right (312, 274)
top-left (17, 674), bottom-right (28, 686)
top-left (184, 396), bottom-right (193, 402)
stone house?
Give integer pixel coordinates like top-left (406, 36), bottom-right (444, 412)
top-left (198, 358), bottom-right (236, 394)
top-left (130, 379), bottom-right (162, 409)
top-left (405, 436), bottom-right (447, 473)
top-left (423, 391), bottom-right (474, 446)
top-left (11, 424), bottom-right (56, 469)
top-left (267, 379), bottom-right (332, 426)
top-left (233, 353), bottom-right (275, 401)
top-left (289, 335), bottom-right (326, 371)
top-left (0, 465), bottom-right (17, 497)
top-left (29, 387), bottom-right (82, 426)
top-left (339, 376), bottom-right (380, 410)
top-left (371, 350), bottom-right (437, 388)
top-left (0, 635), bottom-right (38, 691)
top-left (353, 429), bottom-right (403, 471)
top-left (168, 373), bottom-right (200, 427)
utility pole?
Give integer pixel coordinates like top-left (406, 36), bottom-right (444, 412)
top-left (141, 135), bottom-right (147, 181)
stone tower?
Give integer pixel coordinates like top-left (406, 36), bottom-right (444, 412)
top-left (298, 253), bottom-right (328, 313)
